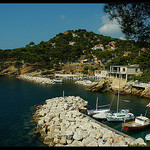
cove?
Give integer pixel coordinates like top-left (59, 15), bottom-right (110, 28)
top-left (0, 77), bottom-right (149, 146)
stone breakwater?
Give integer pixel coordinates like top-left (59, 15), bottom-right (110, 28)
top-left (18, 74), bottom-right (55, 85)
top-left (75, 80), bottom-right (98, 87)
top-left (33, 96), bottom-right (146, 147)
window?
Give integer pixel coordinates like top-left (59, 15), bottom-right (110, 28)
top-left (135, 68), bottom-right (138, 72)
top-left (122, 68), bottom-right (125, 72)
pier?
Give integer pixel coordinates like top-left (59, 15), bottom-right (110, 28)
top-left (131, 82), bottom-right (150, 89)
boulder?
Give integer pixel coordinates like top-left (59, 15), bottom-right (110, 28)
top-left (53, 137), bottom-right (60, 144)
top-left (73, 132), bottom-right (83, 141)
top-left (66, 129), bottom-right (74, 136)
top-left (71, 140), bottom-right (84, 146)
top-left (38, 119), bottom-right (44, 127)
top-left (60, 136), bottom-right (67, 145)
top-left (43, 135), bottom-right (53, 145)
top-left (103, 131), bottom-right (114, 140)
top-left (114, 136), bottom-right (124, 143)
top-left (131, 138), bottom-right (146, 146)
top-left (124, 137), bottom-right (134, 145)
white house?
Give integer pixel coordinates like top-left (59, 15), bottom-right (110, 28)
top-left (95, 70), bottom-right (108, 78)
top-left (109, 65), bottom-right (143, 81)
top-left (92, 44), bottom-right (104, 51)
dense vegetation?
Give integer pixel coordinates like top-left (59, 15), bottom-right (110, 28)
top-left (0, 29), bottom-right (150, 82)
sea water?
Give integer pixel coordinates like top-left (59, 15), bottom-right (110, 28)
top-left (0, 77), bottom-right (150, 146)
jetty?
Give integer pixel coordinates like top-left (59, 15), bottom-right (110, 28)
top-left (18, 74), bottom-right (55, 85)
top-left (33, 96), bottom-right (146, 147)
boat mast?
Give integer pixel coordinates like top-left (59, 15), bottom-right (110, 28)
top-left (63, 90), bottom-right (65, 98)
top-left (117, 72), bottom-right (121, 113)
top-left (96, 97), bottom-right (98, 111)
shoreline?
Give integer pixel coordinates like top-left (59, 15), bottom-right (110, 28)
top-left (1, 74), bottom-right (150, 100)
top-left (33, 96), bottom-right (146, 147)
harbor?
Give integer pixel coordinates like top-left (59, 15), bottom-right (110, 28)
top-left (0, 77), bottom-right (150, 146)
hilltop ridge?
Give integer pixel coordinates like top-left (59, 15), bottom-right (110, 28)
top-left (0, 29), bottom-right (150, 81)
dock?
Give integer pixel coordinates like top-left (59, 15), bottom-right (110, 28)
top-left (131, 82), bottom-right (150, 89)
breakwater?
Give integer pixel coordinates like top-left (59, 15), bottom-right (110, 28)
top-left (33, 96), bottom-right (146, 147)
top-left (18, 74), bottom-right (55, 85)
top-left (75, 80), bottom-right (98, 87)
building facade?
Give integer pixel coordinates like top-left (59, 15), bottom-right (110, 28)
top-left (94, 70), bottom-right (108, 78)
top-left (109, 65), bottom-right (143, 82)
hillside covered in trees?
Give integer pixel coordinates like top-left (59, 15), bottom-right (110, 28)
top-left (0, 29), bottom-right (150, 81)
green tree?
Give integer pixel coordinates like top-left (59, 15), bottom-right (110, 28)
top-left (104, 3), bottom-right (150, 45)
top-left (29, 41), bottom-right (35, 46)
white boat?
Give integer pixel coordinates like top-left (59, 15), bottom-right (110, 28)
top-left (106, 73), bottom-right (134, 122)
top-left (92, 108), bottom-right (111, 119)
top-left (87, 97), bottom-right (111, 119)
top-left (53, 79), bottom-right (63, 83)
top-left (107, 109), bottom-right (134, 122)
top-left (145, 134), bottom-right (150, 142)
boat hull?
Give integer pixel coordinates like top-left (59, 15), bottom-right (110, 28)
top-left (122, 121), bottom-right (150, 130)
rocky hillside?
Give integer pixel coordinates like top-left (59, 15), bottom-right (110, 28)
top-left (86, 78), bottom-right (150, 99)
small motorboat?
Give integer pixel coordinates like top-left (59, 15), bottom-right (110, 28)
top-left (122, 115), bottom-right (150, 130)
top-left (145, 134), bottom-right (150, 142)
top-left (53, 79), bottom-right (63, 83)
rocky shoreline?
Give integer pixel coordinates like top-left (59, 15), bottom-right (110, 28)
top-left (33, 96), bottom-right (146, 147)
top-left (85, 78), bottom-right (150, 99)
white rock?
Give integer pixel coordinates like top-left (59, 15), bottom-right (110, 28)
top-left (38, 119), bottom-right (44, 126)
top-left (103, 131), bottom-right (114, 140)
top-left (86, 139), bottom-right (98, 146)
top-left (73, 128), bottom-right (83, 141)
top-left (60, 136), bottom-right (67, 145)
top-left (131, 138), bottom-right (146, 146)
top-left (66, 129), bottom-right (74, 136)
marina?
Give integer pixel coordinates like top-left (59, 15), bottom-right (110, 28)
top-left (0, 77), bottom-right (150, 146)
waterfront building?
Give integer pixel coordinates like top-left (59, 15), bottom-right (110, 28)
top-left (109, 65), bottom-right (143, 82)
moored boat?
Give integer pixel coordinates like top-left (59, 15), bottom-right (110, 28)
top-left (87, 97), bottom-right (110, 116)
top-left (53, 79), bottom-right (63, 83)
top-left (106, 109), bottom-right (134, 122)
top-left (106, 73), bottom-right (134, 122)
top-left (122, 115), bottom-right (150, 130)
top-left (145, 134), bottom-right (150, 142)
top-left (92, 108), bottom-right (111, 119)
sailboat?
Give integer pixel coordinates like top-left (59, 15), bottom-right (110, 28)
top-left (87, 97), bottom-right (111, 118)
top-left (106, 73), bottom-right (134, 122)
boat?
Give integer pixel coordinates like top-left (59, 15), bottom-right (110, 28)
top-left (106, 73), bottom-right (134, 122)
top-left (122, 115), bottom-right (150, 130)
top-left (87, 97), bottom-right (110, 116)
top-left (145, 134), bottom-right (150, 142)
top-left (106, 109), bottom-right (134, 122)
top-left (92, 107), bottom-right (111, 119)
top-left (53, 79), bottom-right (63, 83)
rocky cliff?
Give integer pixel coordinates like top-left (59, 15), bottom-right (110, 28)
top-left (86, 78), bottom-right (150, 99)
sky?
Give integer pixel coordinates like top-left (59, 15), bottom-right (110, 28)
top-left (0, 3), bottom-right (125, 50)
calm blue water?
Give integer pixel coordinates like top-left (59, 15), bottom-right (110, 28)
top-left (0, 77), bottom-right (150, 146)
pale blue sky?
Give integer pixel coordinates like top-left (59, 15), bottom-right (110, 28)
top-left (0, 3), bottom-right (125, 49)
